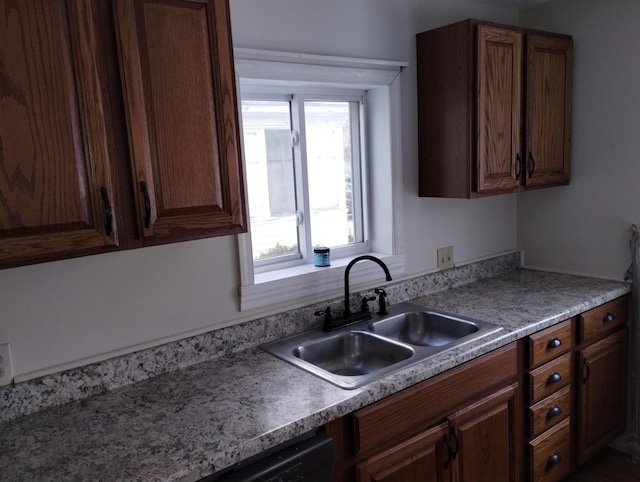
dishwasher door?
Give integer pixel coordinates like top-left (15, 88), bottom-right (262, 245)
top-left (207, 432), bottom-right (333, 482)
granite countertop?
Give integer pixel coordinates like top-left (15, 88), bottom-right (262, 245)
top-left (0, 269), bottom-right (630, 481)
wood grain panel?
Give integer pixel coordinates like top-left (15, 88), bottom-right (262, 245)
top-left (529, 352), bottom-right (571, 404)
top-left (529, 318), bottom-right (572, 369)
top-left (476, 25), bottom-right (522, 194)
top-left (576, 328), bottom-right (628, 464)
top-left (450, 384), bottom-right (518, 482)
top-left (525, 33), bottom-right (572, 188)
top-left (579, 295), bottom-right (628, 344)
top-left (1, 0), bottom-right (89, 233)
top-left (354, 344), bottom-right (517, 457)
top-left (114, 0), bottom-right (246, 240)
top-left (356, 423), bottom-right (447, 482)
top-left (529, 417), bottom-right (571, 482)
top-left (529, 384), bottom-right (571, 438)
top-left (0, 0), bottom-right (118, 267)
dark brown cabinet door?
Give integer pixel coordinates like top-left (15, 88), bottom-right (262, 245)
top-left (113, 0), bottom-right (246, 242)
top-left (525, 33), bottom-right (572, 189)
top-left (357, 422), bottom-right (448, 482)
top-left (449, 384), bottom-right (519, 482)
top-left (0, 0), bottom-right (118, 267)
top-left (476, 25), bottom-right (523, 194)
top-left (417, 19), bottom-right (572, 198)
top-left (576, 328), bottom-right (628, 466)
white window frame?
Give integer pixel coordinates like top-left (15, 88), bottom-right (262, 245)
top-left (235, 49), bottom-right (407, 312)
top-left (243, 92), bottom-right (368, 272)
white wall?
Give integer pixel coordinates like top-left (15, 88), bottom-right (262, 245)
top-left (0, 0), bottom-right (520, 380)
top-left (518, 0), bottom-right (640, 279)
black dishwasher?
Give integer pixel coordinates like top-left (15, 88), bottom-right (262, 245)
top-left (203, 431), bottom-right (333, 482)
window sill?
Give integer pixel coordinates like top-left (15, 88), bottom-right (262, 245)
top-left (239, 253), bottom-right (406, 311)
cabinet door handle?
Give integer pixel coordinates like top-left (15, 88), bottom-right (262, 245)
top-left (528, 152), bottom-right (536, 177)
top-left (450, 427), bottom-right (459, 461)
top-left (443, 433), bottom-right (452, 469)
top-left (603, 311), bottom-right (615, 323)
top-left (547, 337), bottom-right (562, 349)
top-left (547, 452), bottom-right (561, 466)
top-left (547, 371), bottom-right (562, 384)
top-left (583, 358), bottom-right (591, 383)
top-left (547, 405), bottom-right (562, 419)
top-left (515, 153), bottom-right (522, 180)
top-left (99, 187), bottom-right (113, 237)
top-left (140, 181), bottom-right (151, 228)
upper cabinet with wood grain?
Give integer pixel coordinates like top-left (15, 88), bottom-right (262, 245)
top-left (0, 0), bottom-right (120, 267)
top-left (113, 0), bottom-right (246, 243)
top-left (417, 19), bottom-right (573, 198)
top-left (0, 0), bottom-right (246, 268)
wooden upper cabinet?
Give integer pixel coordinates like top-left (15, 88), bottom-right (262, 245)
top-left (525, 33), bottom-right (572, 189)
top-left (417, 19), bottom-right (573, 198)
top-left (0, 0), bottom-right (119, 267)
top-left (113, 0), bottom-right (246, 242)
top-left (476, 25), bottom-right (523, 193)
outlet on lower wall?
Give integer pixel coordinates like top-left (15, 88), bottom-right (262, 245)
top-left (437, 246), bottom-right (454, 270)
top-left (0, 343), bottom-right (13, 386)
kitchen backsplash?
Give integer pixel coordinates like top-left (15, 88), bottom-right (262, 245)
top-left (0, 252), bottom-right (520, 423)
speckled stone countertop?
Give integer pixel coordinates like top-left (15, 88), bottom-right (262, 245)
top-left (0, 269), bottom-right (630, 481)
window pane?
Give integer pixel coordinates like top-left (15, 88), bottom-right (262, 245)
top-left (241, 100), bottom-right (299, 261)
top-left (304, 101), bottom-right (358, 248)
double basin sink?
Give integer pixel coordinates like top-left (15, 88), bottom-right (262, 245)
top-left (261, 302), bottom-right (502, 389)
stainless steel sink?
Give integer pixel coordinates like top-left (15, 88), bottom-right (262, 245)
top-left (261, 302), bottom-right (502, 389)
top-left (369, 311), bottom-right (480, 347)
top-left (293, 331), bottom-right (414, 376)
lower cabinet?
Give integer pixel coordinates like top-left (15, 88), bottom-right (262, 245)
top-left (356, 385), bottom-right (519, 482)
top-left (326, 343), bottom-right (522, 482)
top-left (447, 384), bottom-right (519, 482)
top-left (523, 294), bottom-right (629, 480)
top-left (357, 422), bottom-right (448, 482)
top-left (576, 323), bottom-right (628, 465)
top-left (525, 319), bottom-right (573, 482)
top-left (324, 295), bottom-right (629, 482)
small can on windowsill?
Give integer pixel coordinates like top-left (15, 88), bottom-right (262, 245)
top-left (314, 247), bottom-right (330, 267)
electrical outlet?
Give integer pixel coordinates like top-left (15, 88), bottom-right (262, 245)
top-left (0, 343), bottom-right (13, 386)
top-left (437, 246), bottom-right (454, 270)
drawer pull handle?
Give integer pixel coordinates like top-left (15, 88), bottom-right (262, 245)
top-left (547, 405), bottom-right (562, 419)
top-left (547, 452), bottom-right (561, 466)
top-left (547, 337), bottom-right (562, 349)
top-left (547, 371), bottom-right (562, 384)
top-left (603, 311), bottom-right (615, 323)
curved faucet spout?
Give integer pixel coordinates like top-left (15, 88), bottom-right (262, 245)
top-left (344, 255), bottom-right (392, 318)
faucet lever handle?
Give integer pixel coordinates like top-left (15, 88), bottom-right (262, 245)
top-left (314, 306), bottom-right (332, 322)
top-left (374, 287), bottom-right (388, 315)
top-left (360, 296), bottom-right (376, 313)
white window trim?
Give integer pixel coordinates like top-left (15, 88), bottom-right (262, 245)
top-left (235, 48), bottom-right (408, 312)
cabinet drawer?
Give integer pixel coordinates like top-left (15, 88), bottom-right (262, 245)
top-left (529, 353), bottom-right (571, 404)
top-left (529, 385), bottom-right (571, 438)
top-left (529, 319), bottom-right (572, 369)
top-left (530, 417), bottom-right (571, 482)
top-left (579, 296), bottom-right (628, 344)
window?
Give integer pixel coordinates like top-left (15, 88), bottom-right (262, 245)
top-left (235, 49), bottom-right (407, 311)
top-left (241, 95), bottom-right (366, 271)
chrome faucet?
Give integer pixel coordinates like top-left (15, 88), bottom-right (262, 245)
top-left (343, 255), bottom-right (392, 317)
